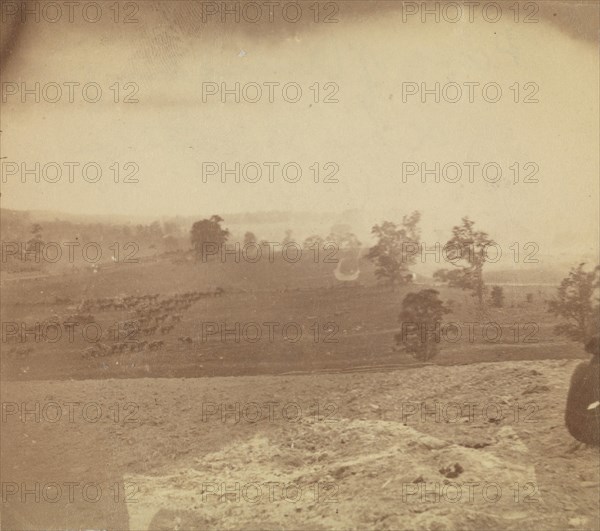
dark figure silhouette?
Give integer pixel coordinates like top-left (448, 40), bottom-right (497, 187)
top-left (565, 334), bottom-right (600, 446)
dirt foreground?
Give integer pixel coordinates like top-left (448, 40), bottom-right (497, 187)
top-left (2, 359), bottom-right (599, 530)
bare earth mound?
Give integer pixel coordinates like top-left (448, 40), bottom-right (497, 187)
top-left (2, 359), bottom-right (598, 530)
top-left (131, 419), bottom-right (541, 530)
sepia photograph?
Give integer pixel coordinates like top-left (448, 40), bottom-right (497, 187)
top-left (0, 1), bottom-right (599, 529)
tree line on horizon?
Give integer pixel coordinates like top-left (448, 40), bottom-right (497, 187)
top-left (3, 211), bottom-right (597, 362)
top-left (189, 212), bottom-right (599, 361)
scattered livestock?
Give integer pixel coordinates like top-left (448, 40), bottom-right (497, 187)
top-left (71, 288), bottom-right (225, 359)
top-left (82, 339), bottom-right (162, 358)
top-left (28, 288), bottom-right (224, 360)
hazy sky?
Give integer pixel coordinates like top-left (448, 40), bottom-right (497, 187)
top-left (0, 1), bottom-right (598, 255)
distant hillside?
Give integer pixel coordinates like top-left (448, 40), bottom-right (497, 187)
top-left (484, 268), bottom-right (566, 285)
top-left (1, 209), bottom-right (595, 282)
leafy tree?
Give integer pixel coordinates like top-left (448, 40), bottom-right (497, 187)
top-left (395, 289), bottom-right (451, 361)
top-left (490, 286), bottom-right (504, 308)
top-left (26, 223), bottom-right (44, 252)
top-left (190, 215), bottom-right (230, 259)
top-left (134, 222), bottom-right (164, 249)
top-left (548, 263), bottom-right (600, 343)
top-left (303, 234), bottom-right (324, 250)
top-left (442, 217), bottom-right (495, 307)
top-left (243, 232), bottom-right (257, 245)
top-left (367, 211), bottom-right (421, 286)
top-left (282, 229), bottom-right (293, 246)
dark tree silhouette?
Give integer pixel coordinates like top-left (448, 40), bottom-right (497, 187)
top-left (395, 289), bottom-right (451, 361)
top-left (548, 263), bottom-right (600, 343)
top-left (190, 215), bottom-right (230, 259)
top-left (490, 286), bottom-right (505, 308)
top-left (243, 231), bottom-right (257, 245)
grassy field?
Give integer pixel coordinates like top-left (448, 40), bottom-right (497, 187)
top-left (2, 256), bottom-right (597, 531)
top-left (0, 256), bottom-right (586, 381)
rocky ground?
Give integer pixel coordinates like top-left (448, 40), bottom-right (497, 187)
top-left (2, 359), bottom-right (599, 530)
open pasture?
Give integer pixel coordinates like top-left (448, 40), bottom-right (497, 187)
top-left (0, 256), bottom-right (585, 381)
